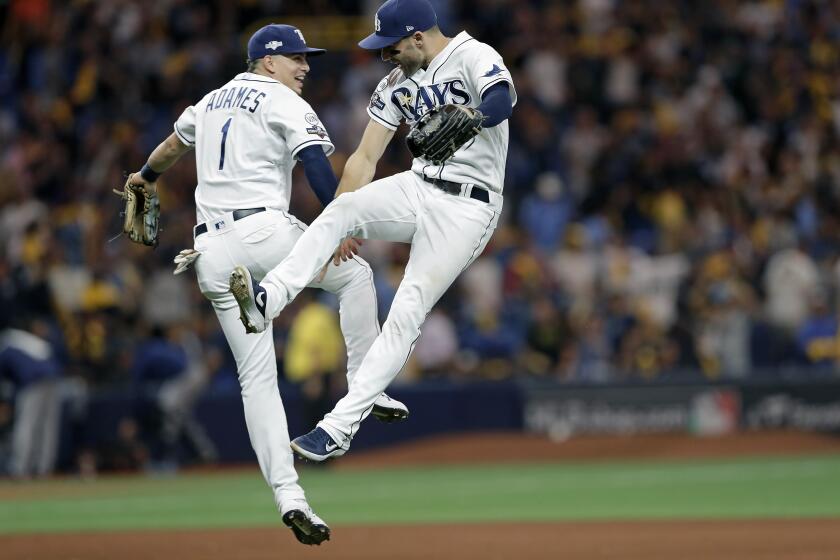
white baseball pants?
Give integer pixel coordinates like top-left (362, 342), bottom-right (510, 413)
top-left (193, 207), bottom-right (379, 513)
top-left (9, 378), bottom-right (62, 477)
top-left (262, 171), bottom-right (501, 444)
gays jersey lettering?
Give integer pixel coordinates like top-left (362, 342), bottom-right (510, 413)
top-left (367, 32), bottom-right (516, 194)
top-left (174, 72), bottom-right (333, 222)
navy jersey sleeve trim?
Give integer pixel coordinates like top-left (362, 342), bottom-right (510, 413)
top-left (174, 123), bottom-right (194, 146)
top-left (367, 108), bottom-right (399, 130)
top-left (478, 76), bottom-right (513, 99)
top-left (291, 138), bottom-right (334, 158)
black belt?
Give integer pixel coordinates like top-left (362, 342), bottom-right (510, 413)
top-left (422, 176), bottom-right (490, 203)
top-left (194, 207), bottom-right (266, 238)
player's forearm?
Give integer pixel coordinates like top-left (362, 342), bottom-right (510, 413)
top-left (135, 134), bottom-right (192, 187)
top-left (335, 150), bottom-right (377, 196)
top-left (145, 133), bottom-right (192, 176)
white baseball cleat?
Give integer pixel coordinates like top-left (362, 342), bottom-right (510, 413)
top-left (281, 503), bottom-right (330, 546)
top-left (371, 392), bottom-right (409, 423)
top-left (229, 265), bottom-right (270, 333)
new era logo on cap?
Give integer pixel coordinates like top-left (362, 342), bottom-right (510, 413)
top-left (265, 40), bottom-right (283, 50)
top-left (358, 0), bottom-right (438, 50)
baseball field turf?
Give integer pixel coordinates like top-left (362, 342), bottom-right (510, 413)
top-left (2, 432), bottom-right (840, 559)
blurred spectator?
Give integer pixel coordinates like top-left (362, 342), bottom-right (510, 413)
top-left (284, 297), bottom-right (345, 431)
top-left (0, 317), bottom-right (63, 478)
top-left (689, 252), bottom-right (756, 378)
top-left (618, 304), bottom-right (680, 379)
top-left (413, 309), bottom-right (459, 377)
top-left (517, 172), bottom-right (575, 254)
top-left (562, 304), bottom-right (613, 383)
top-left (521, 296), bottom-right (568, 376)
top-left (92, 417), bottom-right (149, 475)
top-left (561, 107), bottom-right (607, 200)
top-left (156, 328), bottom-right (218, 465)
top-left (131, 323), bottom-right (215, 465)
top-left (763, 238), bottom-right (821, 332)
top-left (796, 295), bottom-right (840, 372)
top-left (551, 224), bottom-right (598, 308)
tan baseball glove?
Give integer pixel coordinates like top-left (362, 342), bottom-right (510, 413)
top-left (113, 175), bottom-right (160, 247)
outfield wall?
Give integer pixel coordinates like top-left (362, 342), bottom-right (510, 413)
top-left (47, 377), bottom-right (840, 469)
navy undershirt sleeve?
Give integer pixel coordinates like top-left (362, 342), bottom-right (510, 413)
top-left (297, 145), bottom-right (338, 207)
top-left (476, 82), bottom-right (513, 128)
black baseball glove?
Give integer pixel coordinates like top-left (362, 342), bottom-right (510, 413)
top-left (113, 175), bottom-right (160, 247)
top-left (406, 104), bottom-right (484, 165)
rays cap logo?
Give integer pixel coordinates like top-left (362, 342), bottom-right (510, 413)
top-left (248, 24), bottom-right (326, 60)
top-left (358, 0), bottom-right (437, 50)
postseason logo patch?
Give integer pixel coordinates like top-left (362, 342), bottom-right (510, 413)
top-left (369, 92), bottom-right (386, 111)
top-left (304, 113), bottom-right (328, 138)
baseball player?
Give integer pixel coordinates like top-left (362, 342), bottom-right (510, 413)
top-left (230, 0), bottom-right (516, 461)
top-left (125, 24), bottom-right (408, 545)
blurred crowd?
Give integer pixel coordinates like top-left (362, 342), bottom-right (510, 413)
top-left (3, 0), bottom-right (840, 473)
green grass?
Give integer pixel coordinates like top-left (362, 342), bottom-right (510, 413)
top-left (2, 454), bottom-right (840, 534)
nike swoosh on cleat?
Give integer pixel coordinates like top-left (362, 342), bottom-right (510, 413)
top-left (324, 441), bottom-right (338, 452)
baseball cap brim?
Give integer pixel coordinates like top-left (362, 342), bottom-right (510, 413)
top-left (292, 47), bottom-right (327, 56)
top-left (358, 32), bottom-right (405, 50)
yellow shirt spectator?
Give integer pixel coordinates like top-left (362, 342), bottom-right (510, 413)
top-left (284, 302), bottom-right (343, 383)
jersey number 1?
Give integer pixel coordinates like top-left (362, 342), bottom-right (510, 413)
top-left (219, 117), bottom-right (232, 170)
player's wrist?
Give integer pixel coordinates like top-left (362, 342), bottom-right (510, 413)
top-left (140, 163), bottom-right (162, 183)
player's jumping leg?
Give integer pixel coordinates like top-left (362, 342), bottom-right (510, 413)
top-left (312, 253), bottom-right (409, 424)
top-left (293, 186), bottom-right (500, 460)
top-left (257, 172), bottom-right (419, 321)
top-left (211, 296), bottom-right (326, 534)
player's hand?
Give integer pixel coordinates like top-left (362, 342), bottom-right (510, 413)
top-left (332, 237), bottom-right (363, 266)
top-left (127, 172), bottom-right (157, 194)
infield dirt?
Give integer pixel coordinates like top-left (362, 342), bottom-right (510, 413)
top-left (4, 430), bottom-right (840, 560)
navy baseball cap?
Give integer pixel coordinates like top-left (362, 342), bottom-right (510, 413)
top-left (247, 24), bottom-right (326, 60)
top-left (358, 0), bottom-right (438, 50)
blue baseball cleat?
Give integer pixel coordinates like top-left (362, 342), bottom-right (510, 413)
top-left (291, 427), bottom-right (347, 462)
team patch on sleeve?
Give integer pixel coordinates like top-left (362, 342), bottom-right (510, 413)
top-left (483, 64), bottom-right (504, 77)
top-left (304, 113), bottom-right (329, 139)
top-left (369, 92), bottom-right (386, 111)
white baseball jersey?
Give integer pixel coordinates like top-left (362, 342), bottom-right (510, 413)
top-left (174, 72), bottom-right (334, 223)
top-left (260, 33), bottom-right (515, 450)
top-left (366, 31), bottom-right (517, 194)
top-left (175, 70), bottom-right (382, 516)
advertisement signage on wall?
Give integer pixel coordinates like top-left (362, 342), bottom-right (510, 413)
top-left (523, 385), bottom-right (741, 439)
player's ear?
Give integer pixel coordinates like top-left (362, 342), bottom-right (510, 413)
top-left (262, 54), bottom-right (274, 71)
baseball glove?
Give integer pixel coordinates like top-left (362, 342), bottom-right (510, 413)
top-left (113, 175), bottom-right (160, 247)
top-left (406, 104), bottom-right (484, 164)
